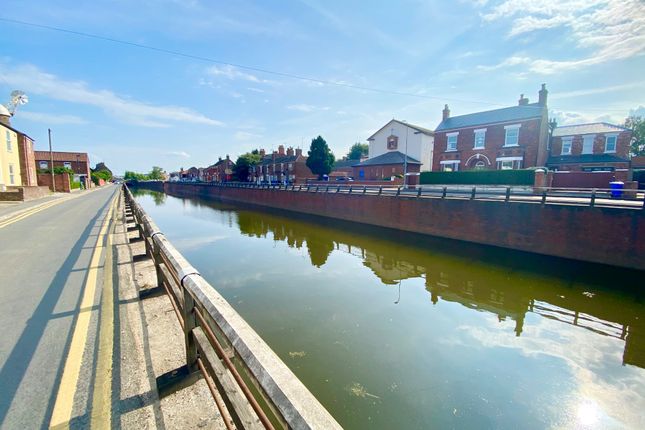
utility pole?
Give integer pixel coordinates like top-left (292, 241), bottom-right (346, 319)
top-left (48, 128), bottom-right (56, 192)
top-left (404, 122), bottom-right (409, 188)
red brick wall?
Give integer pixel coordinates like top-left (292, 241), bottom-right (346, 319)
top-left (434, 118), bottom-right (543, 171)
top-left (352, 163), bottom-right (420, 181)
top-left (18, 135), bottom-right (38, 186)
top-left (37, 173), bottom-right (71, 192)
top-left (161, 183), bottom-right (645, 270)
top-left (551, 130), bottom-right (631, 160)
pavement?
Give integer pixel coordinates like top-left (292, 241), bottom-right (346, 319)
top-left (0, 185), bottom-right (160, 429)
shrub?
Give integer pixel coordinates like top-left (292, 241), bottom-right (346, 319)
top-left (420, 169), bottom-right (535, 186)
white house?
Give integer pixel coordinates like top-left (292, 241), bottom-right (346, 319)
top-left (366, 119), bottom-right (435, 171)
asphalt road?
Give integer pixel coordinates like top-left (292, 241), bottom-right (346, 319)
top-left (0, 185), bottom-right (118, 429)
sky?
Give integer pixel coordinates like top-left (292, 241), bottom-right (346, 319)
top-left (1, 0), bottom-right (644, 174)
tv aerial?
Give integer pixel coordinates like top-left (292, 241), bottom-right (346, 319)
top-left (4, 90), bottom-right (29, 116)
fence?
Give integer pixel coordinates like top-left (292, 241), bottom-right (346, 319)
top-left (420, 169), bottom-right (536, 186)
top-left (123, 185), bottom-right (341, 430)
top-left (152, 181), bottom-right (645, 210)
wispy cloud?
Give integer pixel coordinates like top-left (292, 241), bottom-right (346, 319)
top-left (206, 65), bottom-right (268, 83)
top-left (551, 82), bottom-right (645, 100)
top-left (234, 131), bottom-right (262, 141)
top-left (18, 111), bottom-right (87, 125)
top-left (0, 62), bottom-right (224, 128)
top-left (163, 150), bottom-right (191, 158)
top-left (286, 104), bottom-right (330, 112)
top-left (475, 0), bottom-right (645, 74)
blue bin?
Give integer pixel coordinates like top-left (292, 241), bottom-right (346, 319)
top-left (609, 181), bottom-right (624, 199)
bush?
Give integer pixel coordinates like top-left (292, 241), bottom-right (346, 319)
top-left (71, 181), bottom-right (82, 190)
top-left (420, 169), bottom-right (535, 186)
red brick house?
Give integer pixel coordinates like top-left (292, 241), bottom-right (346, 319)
top-left (203, 155), bottom-right (235, 182)
top-left (34, 150), bottom-right (91, 187)
top-left (352, 151), bottom-right (421, 184)
top-left (18, 132), bottom-right (37, 186)
top-left (433, 85), bottom-right (550, 171)
top-left (547, 123), bottom-right (631, 172)
top-left (249, 145), bottom-right (313, 184)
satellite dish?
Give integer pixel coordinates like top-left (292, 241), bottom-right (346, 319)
top-left (7, 90), bottom-right (28, 115)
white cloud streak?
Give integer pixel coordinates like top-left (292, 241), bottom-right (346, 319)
top-left (0, 62), bottom-right (224, 128)
top-left (17, 111), bottom-right (87, 125)
top-left (163, 150), bottom-right (191, 158)
top-left (206, 65), bottom-right (267, 83)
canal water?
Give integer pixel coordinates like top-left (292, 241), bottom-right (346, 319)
top-left (133, 189), bottom-right (645, 430)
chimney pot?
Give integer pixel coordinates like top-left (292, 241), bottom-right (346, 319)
top-left (295, 148), bottom-right (303, 157)
top-left (518, 94), bottom-right (529, 106)
top-left (538, 83), bottom-right (548, 106)
top-left (442, 104), bottom-right (450, 121)
top-left (278, 144), bottom-right (285, 155)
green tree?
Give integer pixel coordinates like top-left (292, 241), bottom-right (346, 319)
top-left (347, 142), bottom-right (369, 160)
top-left (624, 116), bottom-right (645, 156)
top-left (306, 136), bottom-right (335, 179)
top-left (233, 152), bottom-right (262, 181)
top-left (148, 166), bottom-right (165, 180)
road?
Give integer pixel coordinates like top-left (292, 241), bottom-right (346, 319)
top-left (0, 185), bottom-right (119, 429)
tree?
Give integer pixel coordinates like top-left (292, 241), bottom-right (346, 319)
top-left (347, 142), bottom-right (369, 160)
top-left (148, 166), bottom-right (165, 180)
top-left (233, 152), bottom-right (261, 181)
top-left (306, 136), bottom-right (335, 179)
top-left (624, 116), bottom-right (645, 156)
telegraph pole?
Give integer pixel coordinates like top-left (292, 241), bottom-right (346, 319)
top-left (48, 128), bottom-right (55, 192)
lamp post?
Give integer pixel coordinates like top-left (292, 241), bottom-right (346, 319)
top-left (402, 121), bottom-right (409, 188)
top-left (48, 128), bottom-right (55, 192)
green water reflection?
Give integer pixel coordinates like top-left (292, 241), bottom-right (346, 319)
top-left (132, 188), bottom-right (645, 430)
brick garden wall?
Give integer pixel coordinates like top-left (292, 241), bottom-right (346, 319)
top-left (157, 182), bottom-right (645, 271)
top-left (37, 173), bottom-right (71, 192)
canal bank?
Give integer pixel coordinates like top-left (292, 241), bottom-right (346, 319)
top-left (130, 188), bottom-right (645, 430)
top-left (135, 182), bottom-right (645, 271)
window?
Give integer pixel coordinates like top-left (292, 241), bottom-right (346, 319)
top-left (605, 135), bottom-right (617, 153)
top-left (582, 135), bottom-right (594, 154)
top-left (8, 164), bottom-right (15, 184)
top-left (440, 160), bottom-right (460, 172)
top-left (496, 157), bottom-right (523, 170)
top-left (39, 161), bottom-right (48, 169)
top-left (6, 130), bottom-right (12, 152)
top-left (474, 129), bottom-right (486, 149)
top-left (64, 162), bottom-right (72, 169)
top-left (500, 161), bottom-right (513, 170)
top-left (474, 160), bottom-right (486, 170)
top-left (561, 138), bottom-right (572, 155)
top-left (504, 126), bottom-right (520, 147)
top-left (446, 132), bottom-right (458, 151)
top-left (288, 163), bottom-right (293, 169)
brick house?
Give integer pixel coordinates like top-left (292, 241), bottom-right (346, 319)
top-left (547, 123), bottom-right (631, 172)
top-left (366, 119), bottom-right (435, 171)
top-left (433, 85), bottom-right (550, 171)
top-left (249, 145), bottom-right (313, 184)
top-left (352, 151), bottom-right (421, 184)
top-left (34, 150), bottom-right (91, 187)
top-left (180, 166), bottom-right (200, 181)
top-left (17, 132), bottom-right (37, 186)
top-left (204, 155), bottom-right (235, 182)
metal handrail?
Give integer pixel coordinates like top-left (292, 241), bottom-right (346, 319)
top-left (124, 185), bottom-right (341, 430)
top-left (160, 180), bottom-right (645, 210)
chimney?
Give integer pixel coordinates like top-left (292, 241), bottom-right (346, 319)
top-left (278, 144), bottom-right (285, 155)
top-left (295, 148), bottom-right (302, 157)
top-left (442, 104), bottom-right (450, 121)
top-left (287, 147), bottom-right (294, 156)
top-left (272, 151), bottom-right (277, 161)
top-left (518, 94), bottom-right (529, 106)
top-left (259, 149), bottom-right (266, 157)
top-left (226, 154), bottom-right (230, 160)
top-left (538, 83), bottom-right (548, 106)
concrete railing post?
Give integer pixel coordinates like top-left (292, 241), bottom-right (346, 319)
top-left (590, 189), bottom-right (596, 207)
top-left (505, 187), bottom-right (511, 202)
top-left (442, 186), bottom-right (447, 199)
top-left (470, 187), bottom-right (476, 200)
top-left (182, 286), bottom-right (198, 368)
top-left (378, 186), bottom-right (383, 196)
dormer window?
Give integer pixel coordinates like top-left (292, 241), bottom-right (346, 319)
top-left (561, 138), bottom-right (572, 155)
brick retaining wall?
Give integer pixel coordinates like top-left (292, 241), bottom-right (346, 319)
top-left (147, 183), bottom-right (645, 270)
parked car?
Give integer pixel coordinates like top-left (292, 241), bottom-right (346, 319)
top-left (336, 176), bottom-right (354, 182)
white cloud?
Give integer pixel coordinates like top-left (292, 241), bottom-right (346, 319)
top-left (550, 109), bottom-right (622, 125)
top-left (206, 65), bottom-right (267, 83)
top-left (234, 131), bottom-right (262, 141)
top-left (629, 106), bottom-right (645, 117)
top-left (476, 56), bottom-right (531, 71)
top-left (0, 62), bottom-right (223, 128)
top-left (476, 0), bottom-right (645, 74)
top-left (18, 111), bottom-right (87, 125)
top-left (163, 151), bottom-right (191, 158)
top-left (551, 82), bottom-right (645, 100)
top-left (286, 104), bottom-right (330, 112)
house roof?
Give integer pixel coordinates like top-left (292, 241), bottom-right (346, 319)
top-left (367, 119), bottom-right (434, 141)
top-left (34, 150), bottom-right (89, 162)
top-left (0, 121), bottom-right (35, 140)
top-left (552, 122), bottom-right (629, 137)
top-left (352, 151), bottom-right (421, 167)
top-left (436, 103), bottom-right (545, 132)
top-left (257, 154), bottom-right (302, 165)
top-left (333, 159), bottom-right (358, 169)
top-left (546, 154), bottom-right (629, 165)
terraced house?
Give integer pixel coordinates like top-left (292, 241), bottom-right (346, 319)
top-left (433, 85), bottom-right (550, 172)
top-left (249, 145), bottom-right (313, 184)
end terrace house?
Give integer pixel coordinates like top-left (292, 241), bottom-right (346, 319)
top-left (433, 85), bottom-right (550, 171)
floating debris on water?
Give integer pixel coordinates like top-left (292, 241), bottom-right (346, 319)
top-left (347, 382), bottom-right (380, 399)
top-left (289, 351), bottom-right (306, 358)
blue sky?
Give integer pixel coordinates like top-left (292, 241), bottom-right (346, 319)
top-left (1, 0), bottom-right (644, 174)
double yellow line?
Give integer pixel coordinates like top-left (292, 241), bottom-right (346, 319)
top-left (0, 198), bottom-right (69, 229)
top-left (49, 192), bottom-right (119, 429)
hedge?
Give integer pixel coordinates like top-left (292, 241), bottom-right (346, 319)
top-left (420, 169), bottom-right (536, 185)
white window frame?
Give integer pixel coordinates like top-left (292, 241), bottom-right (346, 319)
top-left (440, 160), bottom-right (460, 172)
top-left (474, 128), bottom-right (486, 149)
top-left (582, 135), bottom-right (594, 154)
top-left (6, 130), bottom-right (12, 152)
top-left (39, 161), bottom-right (48, 169)
top-left (604, 134), bottom-right (617, 153)
top-left (63, 161), bottom-right (72, 169)
top-left (503, 124), bottom-right (521, 147)
top-left (496, 156), bottom-right (523, 170)
top-left (446, 132), bottom-right (458, 152)
top-left (561, 138), bottom-right (572, 155)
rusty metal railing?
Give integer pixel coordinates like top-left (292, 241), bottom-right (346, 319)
top-left (123, 185), bottom-right (342, 430)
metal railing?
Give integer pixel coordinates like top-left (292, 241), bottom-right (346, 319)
top-left (163, 181), bottom-right (645, 210)
top-left (123, 185), bottom-right (342, 430)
